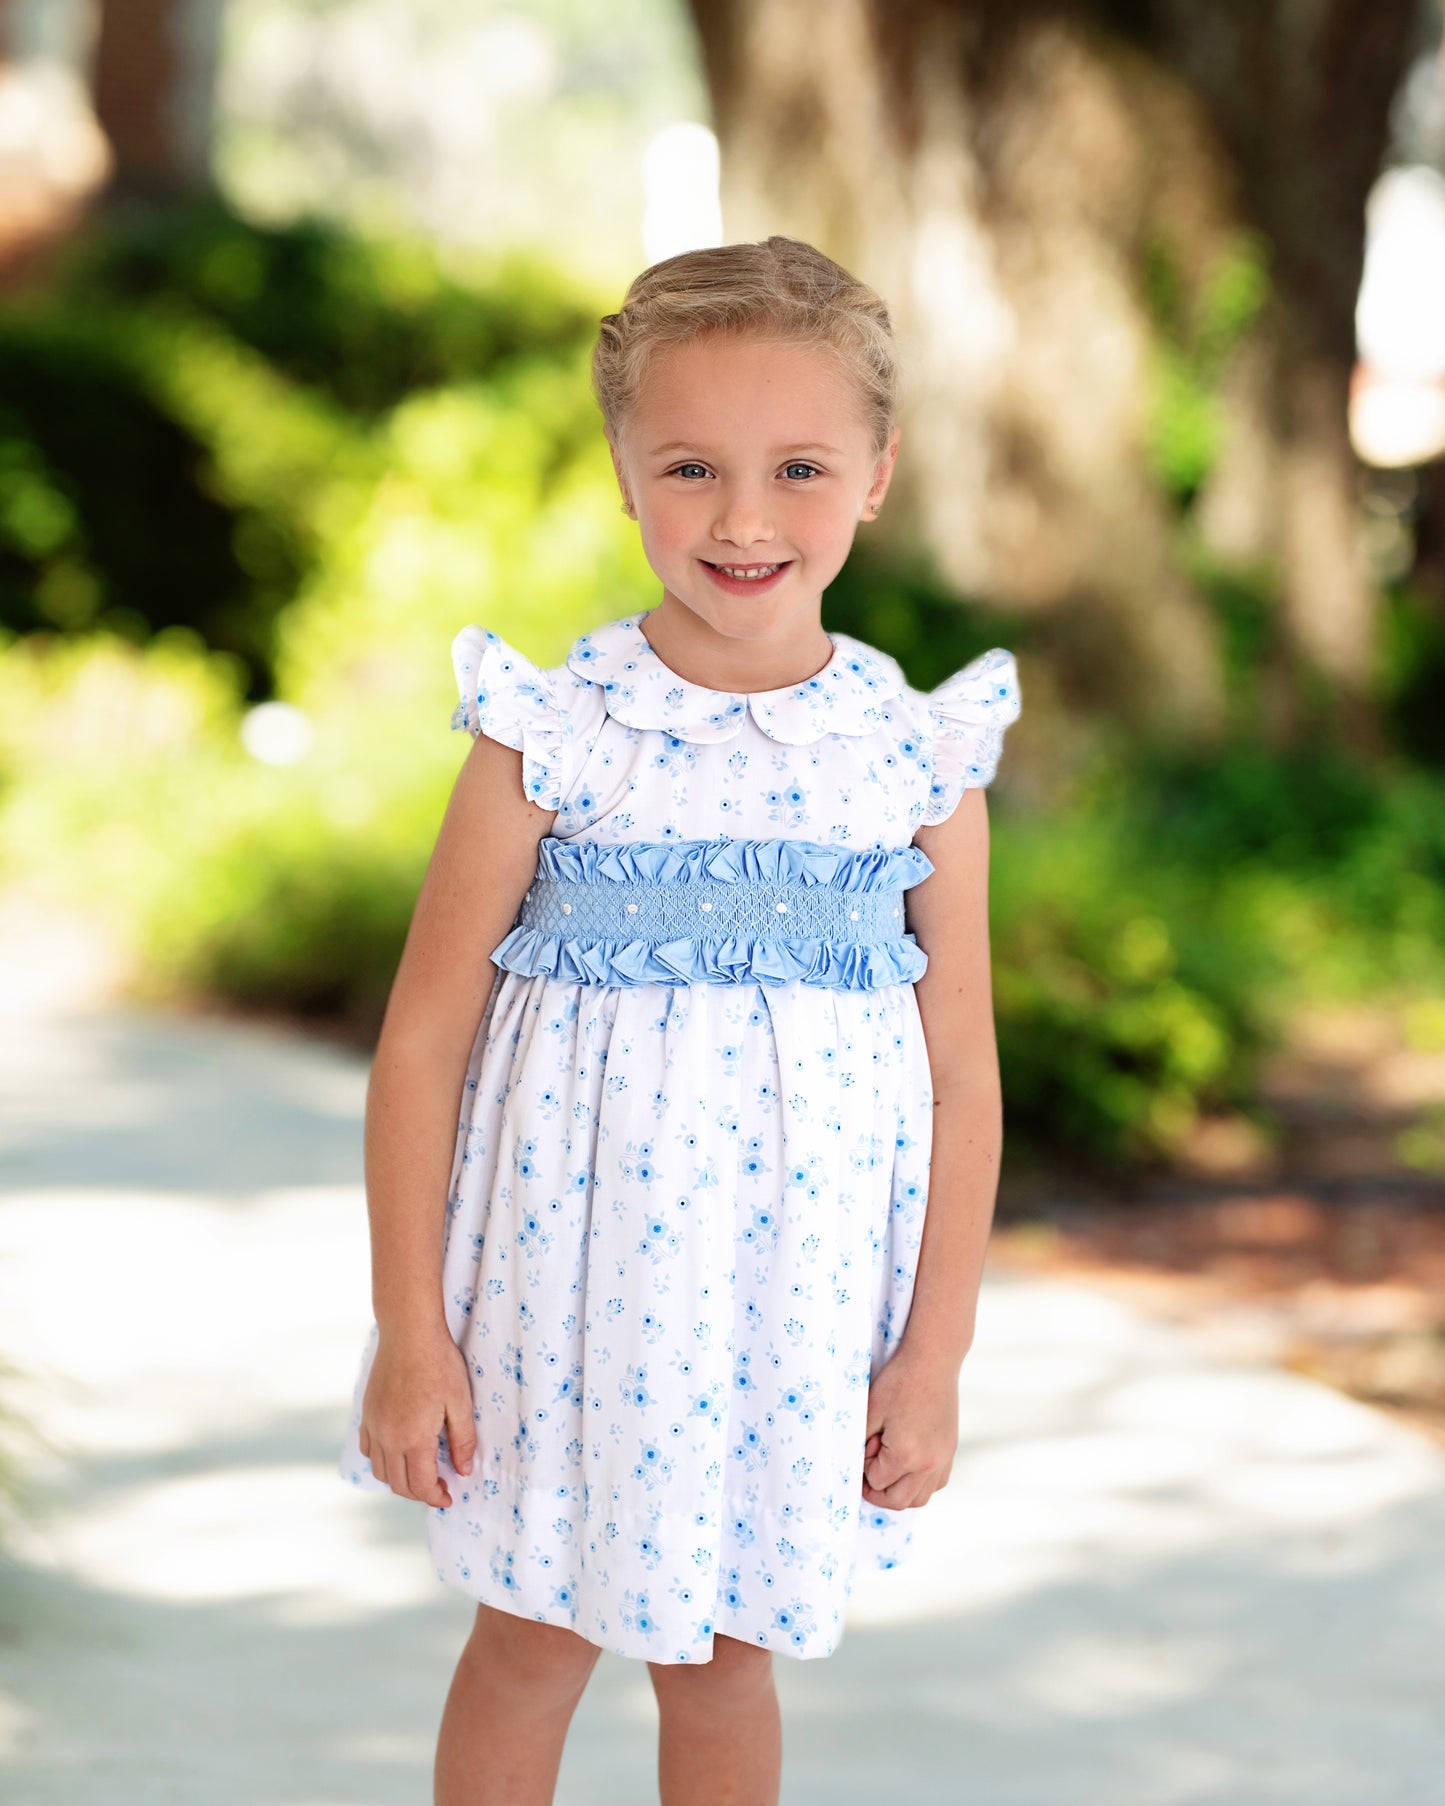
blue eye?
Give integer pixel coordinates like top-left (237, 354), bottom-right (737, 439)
top-left (673, 463), bottom-right (709, 479)
top-left (784, 462), bottom-right (820, 481)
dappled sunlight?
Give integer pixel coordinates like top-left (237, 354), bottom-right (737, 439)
top-left (848, 1273), bottom-right (1445, 1633)
top-left (2, 1005), bottom-right (1443, 1799)
top-left (0, 1689), bottom-right (37, 1763)
top-left (15, 1460), bottom-right (435, 1615)
top-left (1010, 1630), bottom-right (1231, 1720)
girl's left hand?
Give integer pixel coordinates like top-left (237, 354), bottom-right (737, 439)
top-left (861, 1350), bottom-right (960, 1510)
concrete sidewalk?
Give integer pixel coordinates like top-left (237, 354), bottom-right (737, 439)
top-left (1, 993), bottom-right (1442, 1804)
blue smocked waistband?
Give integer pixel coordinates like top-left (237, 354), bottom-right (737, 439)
top-left (491, 836), bottom-right (934, 990)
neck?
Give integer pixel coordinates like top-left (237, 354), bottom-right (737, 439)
top-left (639, 595), bottom-right (834, 693)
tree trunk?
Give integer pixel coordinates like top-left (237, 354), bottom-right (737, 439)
top-left (92, 0), bottom-right (224, 201)
top-left (686, 0), bottom-right (1418, 744)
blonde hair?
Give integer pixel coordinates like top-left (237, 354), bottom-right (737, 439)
top-left (592, 236), bottom-right (898, 460)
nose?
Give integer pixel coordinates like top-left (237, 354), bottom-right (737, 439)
top-left (710, 484), bottom-right (775, 551)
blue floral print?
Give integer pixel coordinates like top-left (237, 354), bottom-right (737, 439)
top-left (338, 609), bottom-right (1020, 1665)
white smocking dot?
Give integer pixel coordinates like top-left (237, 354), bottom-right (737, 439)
top-left (561, 902), bottom-right (572, 915)
top-left (626, 903), bottom-right (639, 913)
top-left (776, 902), bottom-right (788, 914)
top-left (699, 900), bottom-right (713, 912)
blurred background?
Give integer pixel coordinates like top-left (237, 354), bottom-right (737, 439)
top-left (3, 0), bottom-right (1445, 1408)
top-left (1, 4), bottom-right (1445, 1787)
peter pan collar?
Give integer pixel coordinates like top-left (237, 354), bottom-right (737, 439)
top-left (565, 611), bottom-right (904, 746)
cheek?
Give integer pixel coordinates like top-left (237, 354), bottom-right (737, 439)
top-left (640, 498), bottom-right (696, 556)
top-left (789, 502), bottom-right (857, 550)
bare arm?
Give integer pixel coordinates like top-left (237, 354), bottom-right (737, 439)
top-left (900, 784), bottom-right (1004, 1370)
top-left (358, 727), bottom-right (554, 1503)
top-left (860, 786), bottom-right (1002, 1512)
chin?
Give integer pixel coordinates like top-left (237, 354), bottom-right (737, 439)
top-left (689, 583), bottom-right (813, 627)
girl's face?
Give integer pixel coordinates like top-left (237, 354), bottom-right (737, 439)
top-left (609, 332), bottom-right (900, 643)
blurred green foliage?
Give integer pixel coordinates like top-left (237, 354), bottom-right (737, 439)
top-left (1141, 228), bottom-right (1271, 510)
top-left (992, 741), bottom-right (1445, 1166)
top-left (1, 199), bottom-right (1442, 1179)
top-left (0, 314), bottom-right (264, 663)
top-left (823, 544), bottom-right (1033, 692)
top-left (69, 197), bottom-right (602, 416)
top-left (1380, 576), bottom-right (1445, 767)
top-left (0, 200), bottom-right (606, 693)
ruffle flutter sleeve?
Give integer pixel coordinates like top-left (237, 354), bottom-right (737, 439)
top-left (450, 624), bottom-right (569, 811)
top-left (920, 646), bottom-right (1021, 826)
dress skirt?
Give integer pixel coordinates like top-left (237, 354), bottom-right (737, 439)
top-left (339, 963), bottom-right (934, 1663)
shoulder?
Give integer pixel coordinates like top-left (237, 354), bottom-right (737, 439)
top-left (863, 638), bottom-right (1021, 732)
top-left (898, 645), bottom-right (1022, 823)
top-left (818, 633), bottom-right (1021, 827)
top-left (448, 622), bottom-right (609, 810)
top-left (450, 622), bottom-right (607, 729)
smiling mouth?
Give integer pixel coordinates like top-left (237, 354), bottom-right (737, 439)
top-left (703, 560), bottom-right (790, 581)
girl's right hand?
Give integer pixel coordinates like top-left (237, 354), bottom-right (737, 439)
top-left (358, 1325), bottom-right (478, 1508)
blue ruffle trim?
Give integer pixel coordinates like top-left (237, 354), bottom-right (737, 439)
top-left (491, 926), bottom-right (927, 989)
top-left (492, 836), bottom-right (933, 991)
top-left (530, 835), bottom-right (935, 892)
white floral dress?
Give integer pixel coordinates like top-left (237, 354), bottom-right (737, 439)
top-left (338, 609), bottom-right (1021, 1664)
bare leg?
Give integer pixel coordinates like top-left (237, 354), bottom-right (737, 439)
top-left (649, 1635), bottom-right (782, 1806)
top-left (435, 1603), bottom-right (603, 1806)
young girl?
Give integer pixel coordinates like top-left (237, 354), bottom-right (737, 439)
top-left (338, 235), bottom-right (1021, 1805)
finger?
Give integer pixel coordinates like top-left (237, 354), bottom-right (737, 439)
top-left (863, 1443), bottom-right (908, 1493)
top-left (397, 1450), bottom-right (421, 1502)
top-left (865, 1472), bottom-right (909, 1506)
top-left (864, 1468), bottom-right (929, 1510)
top-left (402, 1449), bottom-right (451, 1508)
top-left (861, 1477), bottom-right (916, 1510)
top-left (862, 1477), bottom-right (919, 1510)
top-left (863, 1442), bottom-right (922, 1492)
top-left (422, 1446), bottom-right (454, 1508)
top-left (447, 1403), bottom-right (477, 1476)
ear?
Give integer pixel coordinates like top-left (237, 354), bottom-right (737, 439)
top-left (860, 424), bottom-right (902, 521)
top-left (607, 435), bottom-right (634, 517)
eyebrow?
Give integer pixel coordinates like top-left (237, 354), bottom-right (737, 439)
top-left (648, 441), bottom-right (846, 457)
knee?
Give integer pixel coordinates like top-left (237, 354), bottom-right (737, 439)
top-left (466, 1604), bottom-right (601, 1708)
top-left (650, 1633), bottom-right (774, 1712)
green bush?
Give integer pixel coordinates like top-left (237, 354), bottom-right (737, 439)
top-left (991, 808), bottom-right (1269, 1168)
top-left (0, 307), bottom-right (353, 687)
top-left (1380, 578), bottom-right (1445, 768)
top-left (989, 738), bottom-right (1445, 1165)
top-left (49, 195), bottom-right (601, 417)
top-left (0, 210), bottom-right (651, 1043)
top-left (0, 198), bottom-right (607, 694)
